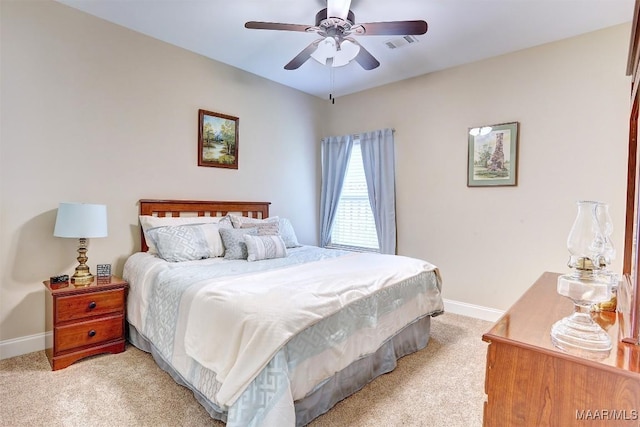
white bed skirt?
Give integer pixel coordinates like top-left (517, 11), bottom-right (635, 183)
top-left (128, 314), bottom-right (434, 426)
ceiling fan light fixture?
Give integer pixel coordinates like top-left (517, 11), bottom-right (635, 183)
top-left (311, 37), bottom-right (337, 64)
top-left (311, 37), bottom-right (360, 67)
top-left (245, 1), bottom-right (426, 71)
top-left (333, 39), bottom-right (360, 67)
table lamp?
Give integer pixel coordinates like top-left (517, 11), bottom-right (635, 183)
top-left (54, 202), bottom-right (108, 286)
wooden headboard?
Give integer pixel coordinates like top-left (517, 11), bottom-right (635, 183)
top-left (139, 199), bottom-right (271, 252)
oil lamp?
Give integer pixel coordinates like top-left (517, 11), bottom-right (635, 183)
top-left (550, 201), bottom-right (614, 358)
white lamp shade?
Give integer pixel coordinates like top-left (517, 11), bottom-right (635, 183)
top-left (54, 203), bottom-right (108, 238)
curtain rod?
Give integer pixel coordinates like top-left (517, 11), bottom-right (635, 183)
top-left (349, 128), bottom-right (395, 138)
top-left (323, 129), bottom-right (395, 141)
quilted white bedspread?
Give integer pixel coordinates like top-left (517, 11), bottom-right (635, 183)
top-left (184, 252), bottom-right (438, 406)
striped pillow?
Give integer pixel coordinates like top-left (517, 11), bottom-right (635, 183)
top-left (229, 214), bottom-right (278, 229)
top-left (243, 234), bottom-right (287, 262)
top-left (240, 222), bottom-right (279, 236)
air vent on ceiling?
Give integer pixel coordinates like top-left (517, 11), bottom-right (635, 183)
top-left (385, 35), bottom-right (419, 50)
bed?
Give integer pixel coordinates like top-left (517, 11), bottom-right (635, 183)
top-left (123, 199), bottom-right (444, 427)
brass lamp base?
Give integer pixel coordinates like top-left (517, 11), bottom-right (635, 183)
top-left (71, 237), bottom-right (94, 286)
top-left (71, 271), bottom-right (94, 286)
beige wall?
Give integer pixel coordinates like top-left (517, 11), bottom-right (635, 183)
top-left (327, 24), bottom-right (631, 310)
top-left (0, 1), bottom-right (325, 344)
top-left (0, 0), bottom-right (632, 350)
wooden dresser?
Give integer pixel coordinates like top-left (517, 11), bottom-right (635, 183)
top-left (482, 272), bottom-right (640, 427)
top-left (44, 276), bottom-right (128, 370)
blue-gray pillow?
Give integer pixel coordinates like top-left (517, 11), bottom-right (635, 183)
top-left (219, 227), bottom-right (258, 260)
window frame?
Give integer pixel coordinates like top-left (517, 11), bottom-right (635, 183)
top-left (326, 139), bottom-right (380, 253)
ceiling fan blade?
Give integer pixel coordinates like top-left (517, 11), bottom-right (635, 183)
top-left (285, 40), bottom-right (321, 70)
top-left (355, 20), bottom-right (428, 36)
top-left (348, 40), bottom-right (380, 70)
top-left (245, 21), bottom-right (313, 32)
top-left (327, 0), bottom-right (352, 20)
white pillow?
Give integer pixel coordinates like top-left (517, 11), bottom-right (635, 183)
top-left (243, 234), bottom-right (288, 262)
top-left (139, 215), bottom-right (224, 254)
top-left (195, 223), bottom-right (225, 257)
top-left (278, 218), bottom-right (301, 248)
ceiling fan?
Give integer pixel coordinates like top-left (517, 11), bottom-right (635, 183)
top-left (245, 0), bottom-right (428, 71)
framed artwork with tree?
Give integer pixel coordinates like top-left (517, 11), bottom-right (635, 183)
top-left (467, 122), bottom-right (519, 187)
top-left (198, 109), bottom-right (239, 169)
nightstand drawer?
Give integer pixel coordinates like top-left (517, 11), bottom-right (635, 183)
top-left (55, 314), bottom-right (124, 353)
top-left (56, 288), bottom-right (125, 322)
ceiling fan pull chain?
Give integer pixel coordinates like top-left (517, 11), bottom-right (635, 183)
top-left (330, 67), bottom-right (336, 104)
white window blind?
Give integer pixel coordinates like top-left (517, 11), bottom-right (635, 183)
top-left (329, 140), bottom-right (380, 251)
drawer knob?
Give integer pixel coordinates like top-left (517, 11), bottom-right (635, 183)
top-left (88, 301), bottom-right (97, 310)
top-left (88, 330), bottom-right (96, 337)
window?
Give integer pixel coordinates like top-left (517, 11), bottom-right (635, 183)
top-left (328, 140), bottom-right (379, 251)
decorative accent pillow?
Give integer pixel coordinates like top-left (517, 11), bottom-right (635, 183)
top-left (219, 227), bottom-right (258, 260)
top-left (229, 214), bottom-right (278, 228)
top-left (243, 234), bottom-right (288, 262)
top-left (146, 225), bottom-right (212, 262)
top-left (230, 214), bottom-right (300, 248)
top-left (240, 222), bottom-right (279, 236)
top-left (139, 215), bottom-right (223, 254)
top-left (278, 218), bottom-right (301, 248)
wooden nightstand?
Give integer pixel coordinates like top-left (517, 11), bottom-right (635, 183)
top-left (43, 276), bottom-right (128, 370)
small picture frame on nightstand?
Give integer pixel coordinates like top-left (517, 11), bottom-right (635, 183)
top-left (96, 264), bottom-right (111, 277)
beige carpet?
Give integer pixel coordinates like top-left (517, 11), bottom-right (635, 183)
top-left (0, 313), bottom-right (491, 427)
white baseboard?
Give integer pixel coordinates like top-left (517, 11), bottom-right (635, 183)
top-left (0, 332), bottom-right (51, 360)
top-left (0, 300), bottom-right (503, 360)
top-left (443, 298), bottom-right (504, 322)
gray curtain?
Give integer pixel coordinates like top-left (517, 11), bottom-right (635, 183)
top-left (359, 128), bottom-right (396, 254)
top-left (320, 135), bottom-right (354, 248)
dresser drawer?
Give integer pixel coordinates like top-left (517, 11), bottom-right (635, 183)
top-left (56, 288), bottom-right (125, 322)
top-left (55, 314), bottom-right (124, 353)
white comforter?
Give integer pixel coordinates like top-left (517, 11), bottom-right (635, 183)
top-left (184, 252), bottom-right (437, 406)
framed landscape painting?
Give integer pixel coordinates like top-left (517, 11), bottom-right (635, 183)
top-left (467, 122), bottom-right (519, 187)
top-left (198, 109), bottom-right (239, 169)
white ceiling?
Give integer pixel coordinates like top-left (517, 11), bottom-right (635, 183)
top-left (55, 0), bottom-right (635, 99)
